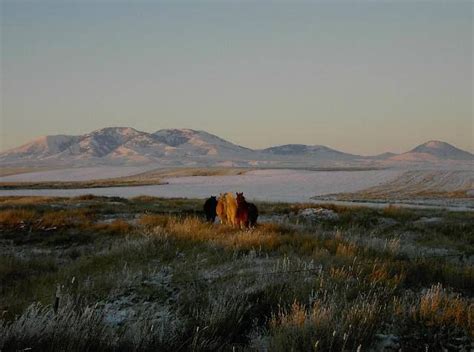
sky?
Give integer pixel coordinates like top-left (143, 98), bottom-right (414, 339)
top-left (1, 1), bottom-right (472, 155)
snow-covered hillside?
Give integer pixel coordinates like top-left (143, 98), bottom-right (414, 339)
top-left (153, 129), bottom-right (253, 157)
top-left (389, 141), bottom-right (474, 162)
top-left (0, 128), bottom-right (254, 166)
top-left (0, 128), bottom-right (472, 167)
top-left (260, 144), bottom-right (360, 161)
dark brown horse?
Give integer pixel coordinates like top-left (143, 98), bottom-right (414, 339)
top-left (203, 196), bottom-right (217, 223)
top-left (235, 192), bottom-right (249, 228)
top-left (247, 202), bottom-right (258, 227)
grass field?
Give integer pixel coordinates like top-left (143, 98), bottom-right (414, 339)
top-left (0, 196), bottom-right (473, 351)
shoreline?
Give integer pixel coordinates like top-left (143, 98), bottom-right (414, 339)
top-left (0, 193), bottom-right (471, 212)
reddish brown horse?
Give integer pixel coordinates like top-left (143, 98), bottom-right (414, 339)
top-left (235, 192), bottom-right (259, 228)
top-left (235, 192), bottom-right (249, 228)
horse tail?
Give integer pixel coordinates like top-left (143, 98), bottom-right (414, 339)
top-left (225, 193), bottom-right (238, 226)
top-left (216, 197), bottom-right (227, 224)
top-left (248, 203), bottom-right (259, 227)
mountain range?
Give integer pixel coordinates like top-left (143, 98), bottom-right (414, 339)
top-left (1, 127), bottom-right (472, 167)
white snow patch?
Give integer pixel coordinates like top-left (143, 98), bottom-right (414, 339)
top-left (0, 169), bottom-right (402, 202)
top-left (297, 207), bottom-right (339, 221)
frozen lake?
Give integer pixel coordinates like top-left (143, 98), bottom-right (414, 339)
top-left (0, 169), bottom-right (402, 203)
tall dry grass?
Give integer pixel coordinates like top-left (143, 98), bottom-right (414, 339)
top-left (0, 209), bottom-right (37, 227)
top-left (268, 293), bottom-right (388, 351)
top-left (395, 283), bottom-right (474, 336)
top-left (2, 199), bottom-right (473, 351)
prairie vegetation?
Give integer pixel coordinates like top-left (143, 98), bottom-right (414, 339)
top-left (0, 195), bottom-right (472, 351)
top-left (0, 167), bottom-right (251, 190)
top-left (0, 178), bottom-right (167, 190)
top-left (130, 166), bottom-right (252, 178)
top-left (0, 167), bottom-right (56, 177)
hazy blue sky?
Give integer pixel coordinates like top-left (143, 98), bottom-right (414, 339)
top-left (1, 1), bottom-right (472, 154)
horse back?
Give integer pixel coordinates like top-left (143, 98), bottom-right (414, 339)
top-left (247, 203), bottom-right (258, 226)
top-left (203, 197), bottom-right (217, 215)
top-left (225, 193), bottom-right (237, 215)
top-left (216, 198), bottom-right (226, 215)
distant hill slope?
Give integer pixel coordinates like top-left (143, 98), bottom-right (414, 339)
top-left (260, 144), bottom-right (360, 161)
top-left (152, 129), bottom-right (253, 157)
top-left (0, 128), bottom-right (166, 165)
top-left (1, 128), bottom-right (472, 167)
top-left (389, 141), bottom-right (474, 162)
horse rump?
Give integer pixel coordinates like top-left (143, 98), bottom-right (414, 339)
top-left (247, 203), bottom-right (258, 227)
top-left (203, 196), bottom-right (217, 223)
